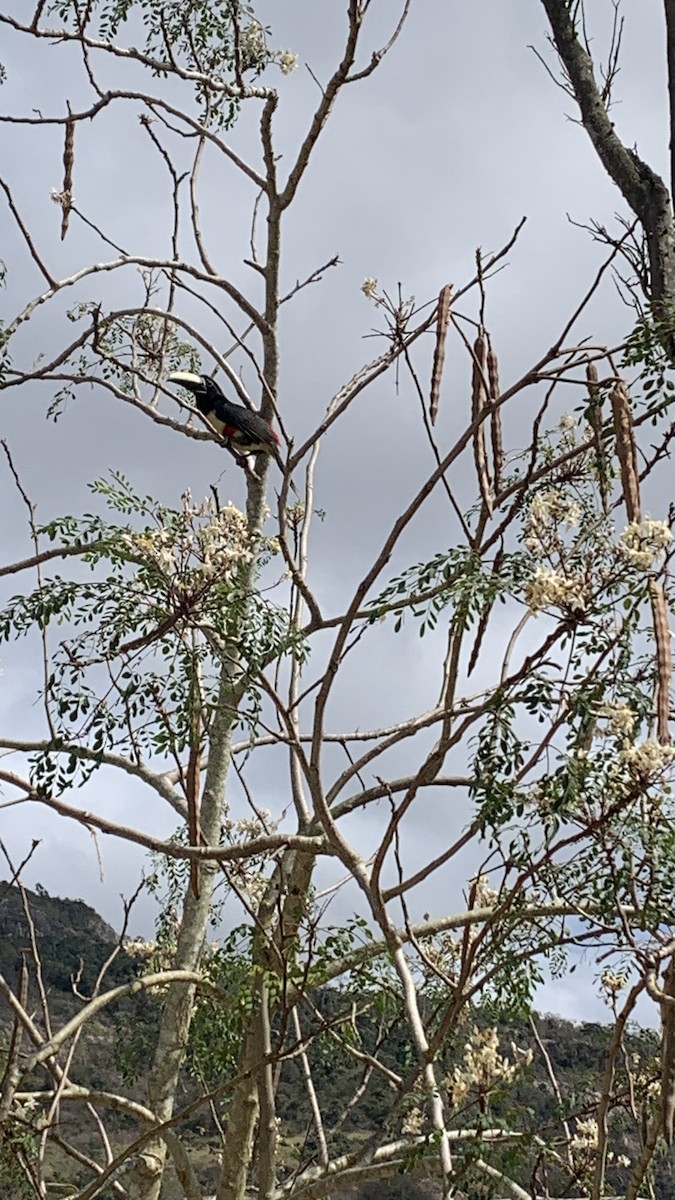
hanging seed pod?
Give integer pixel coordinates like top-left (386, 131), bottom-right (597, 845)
top-left (61, 111), bottom-right (75, 240)
top-left (430, 284), bottom-right (452, 426)
top-left (586, 362), bottom-right (610, 512)
top-left (610, 380), bottom-right (640, 523)
top-left (661, 956), bottom-right (675, 1145)
top-left (649, 579), bottom-right (672, 745)
top-left (471, 330), bottom-right (493, 515)
top-left (467, 547), bottom-right (503, 676)
top-left (585, 361), bottom-right (600, 437)
top-left (487, 341), bottom-right (503, 495)
top-left (586, 360), bottom-right (599, 397)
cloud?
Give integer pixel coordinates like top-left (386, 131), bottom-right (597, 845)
top-left (1, 1), bottom-right (668, 1021)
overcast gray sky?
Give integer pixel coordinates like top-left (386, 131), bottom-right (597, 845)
top-left (0, 1), bottom-right (669, 1024)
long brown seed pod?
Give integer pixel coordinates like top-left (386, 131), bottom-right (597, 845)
top-left (661, 956), bottom-right (675, 1145)
top-left (586, 362), bottom-right (610, 512)
top-left (467, 547), bottom-right (503, 676)
top-left (430, 284), bottom-right (452, 426)
top-left (586, 360), bottom-right (599, 407)
top-left (487, 341), bottom-right (503, 495)
top-left (610, 380), bottom-right (640, 523)
top-left (61, 113), bottom-right (75, 240)
top-left (649, 579), bottom-right (672, 744)
top-left (471, 330), bottom-right (493, 515)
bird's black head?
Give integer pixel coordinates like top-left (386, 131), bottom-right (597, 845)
top-left (167, 372), bottom-right (225, 416)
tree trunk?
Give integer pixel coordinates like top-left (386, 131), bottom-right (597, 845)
top-left (541, 0), bottom-right (675, 336)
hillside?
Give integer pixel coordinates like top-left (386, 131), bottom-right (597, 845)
top-left (0, 881), bottom-right (673, 1198)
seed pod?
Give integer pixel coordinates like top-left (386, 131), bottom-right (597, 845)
top-left (467, 547), bottom-right (503, 676)
top-left (649, 579), bottom-right (672, 745)
top-left (61, 112), bottom-right (75, 240)
top-left (471, 330), bottom-right (492, 515)
top-left (487, 343), bottom-right (503, 495)
top-left (586, 362), bottom-right (610, 511)
top-left (586, 361), bottom-right (601, 441)
top-left (430, 284), bottom-right (452, 427)
top-left (610, 379), bottom-right (640, 523)
top-left (661, 956), bottom-right (675, 1145)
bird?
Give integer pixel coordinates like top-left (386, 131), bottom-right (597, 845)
top-left (168, 371), bottom-right (282, 458)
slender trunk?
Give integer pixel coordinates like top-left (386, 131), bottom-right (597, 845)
top-left (217, 849), bottom-right (314, 1200)
top-left (129, 157), bottom-right (286, 1200)
top-left (127, 664), bottom-right (250, 1198)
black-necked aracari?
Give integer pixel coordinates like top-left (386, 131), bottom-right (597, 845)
top-left (168, 371), bottom-right (282, 458)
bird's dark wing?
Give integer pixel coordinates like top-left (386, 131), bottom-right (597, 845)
top-left (214, 402), bottom-right (279, 450)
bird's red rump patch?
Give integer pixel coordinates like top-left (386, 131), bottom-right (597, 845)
top-left (221, 425), bottom-right (237, 438)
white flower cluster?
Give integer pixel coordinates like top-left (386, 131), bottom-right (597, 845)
top-left (222, 809), bottom-right (277, 841)
top-left (125, 937), bottom-right (157, 960)
top-left (234, 810), bottom-right (276, 838)
top-left (524, 489), bottom-right (582, 556)
top-left (13, 1095), bottom-right (41, 1124)
top-left (473, 873), bottom-right (499, 907)
top-left (50, 187), bottom-right (72, 208)
top-left (620, 738), bottom-right (675, 779)
top-left (218, 810), bottom-right (279, 913)
top-left (598, 702), bottom-right (635, 741)
top-left (525, 567), bottom-right (588, 614)
top-left (122, 495), bottom-right (252, 586)
top-left (619, 517), bottom-right (672, 571)
top-left (240, 19), bottom-right (266, 61)
top-left (569, 1116), bottom-right (598, 1154)
top-left (401, 1106), bottom-right (425, 1135)
top-left (600, 968), bottom-right (628, 996)
top-left (277, 50), bottom-right (299, 74)
top-left (420, 931), bottom-right (461, 975)
top-left (124, 936), bottom-right (177, 991)
top-left (196, 502), bottom-right (252, 576)
top-left (123, 529), bottom-right (173, 572)
top-left (557, 411), bottom-right (586, 450)
top-left (361, 277), bottom-right (378, 299)
top-left (445, 1026), bottom-right (532, 1109)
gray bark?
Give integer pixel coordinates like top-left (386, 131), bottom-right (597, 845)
top-left (541, 0), bottom-right (675, 330)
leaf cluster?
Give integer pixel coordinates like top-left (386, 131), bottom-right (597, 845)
top-left (46, 0), bottom-right (274, 127)
top-left (0, 472), bottom-right (301, 787)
